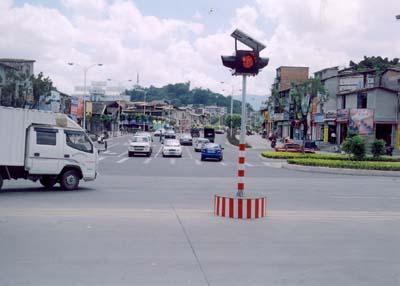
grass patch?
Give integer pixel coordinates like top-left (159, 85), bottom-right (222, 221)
top-left (261, 151), bottom-right (399, 162)
top-left (287, 158), bottom-right (400, 171)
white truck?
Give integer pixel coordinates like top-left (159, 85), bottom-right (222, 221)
top-left (0, 107), bottom-right (102, 191)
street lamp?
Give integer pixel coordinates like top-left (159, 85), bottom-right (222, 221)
top-left (68, 62), bottom-right (103, 131)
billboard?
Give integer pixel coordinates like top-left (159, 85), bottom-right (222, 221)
top-left (349, 109), bottom-right (374, 135)
top-left (70, 96), bottom-right (83, 119)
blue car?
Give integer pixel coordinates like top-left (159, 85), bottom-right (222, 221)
top-left (201, 143), bottom-right (224, 161)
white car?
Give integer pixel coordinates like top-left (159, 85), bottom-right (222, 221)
top-left (162, 139), bottom-right (182, 157)
top-left (194, 137), bottom-right (210, 152)
top-left (128, 135), bottom-right (152, 157)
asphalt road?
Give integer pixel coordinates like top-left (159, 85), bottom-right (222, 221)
top-left (1, 134), bottom-right (400, 286)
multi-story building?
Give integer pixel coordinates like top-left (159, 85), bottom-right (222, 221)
top-left (0, 58), bottom-right (35, 107)
top-left (270, 66), bottom-right (309, 138)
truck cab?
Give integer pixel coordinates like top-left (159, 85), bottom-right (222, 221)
top-left (25, 125), bottom-right (98, 185)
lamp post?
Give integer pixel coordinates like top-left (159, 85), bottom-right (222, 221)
top-left (68, 62), bottom-right (103, 130)
top-left (396, 15), bottom-right (400, 149)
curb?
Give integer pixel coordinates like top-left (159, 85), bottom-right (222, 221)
top-left (284, 163), bottom-right (400, 177)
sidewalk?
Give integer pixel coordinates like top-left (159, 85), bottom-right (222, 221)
top-left (244, 134), bottom-right (272, 151)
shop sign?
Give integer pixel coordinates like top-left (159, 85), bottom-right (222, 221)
top-left (325, 110), bottom-right (337, 120)
top-left (349, 109), bottom-right (374, 135)
top-left (313, 113), bottom-right (324, 123)
top-left (323, 125), bottom-right (329, 143)
top-left (337, 109), bottom-right (349, 122)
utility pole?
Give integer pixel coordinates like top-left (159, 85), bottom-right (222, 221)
top-left (68, 62), bottom-right (103, 131)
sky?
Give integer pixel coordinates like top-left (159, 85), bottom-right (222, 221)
top-left (2, 0), bottom-right (400, 102)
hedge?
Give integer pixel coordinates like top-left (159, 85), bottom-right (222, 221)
top-left (287, 158), bottom-right (400, 171)
top-left (261, 151), bottom-right (399, 162)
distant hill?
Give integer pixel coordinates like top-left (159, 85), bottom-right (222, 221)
top-left (125, 82), bottom-right (254, 114)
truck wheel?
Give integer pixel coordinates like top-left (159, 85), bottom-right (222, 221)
top-left (0, 174), bottom-right (3, 191)
top-left (60, 170), bottom-right (80, 190)
top-left (40, 176), bottom-right (57, 189)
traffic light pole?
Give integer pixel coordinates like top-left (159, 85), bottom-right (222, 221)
top-left (237, 75), bottom-right (247, 198)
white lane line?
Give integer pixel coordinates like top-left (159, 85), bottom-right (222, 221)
top-left (118, 151), bottom-right (128, 157)
top-left (170, 158), bottom-right (176, 165)
top-left (116, 157), bottom-right (129, 164)
top-left (185, 147), bottom-right (193, 159)
top-left (245, 163), bottom-right (254, 167)
top-left (263, 162), bottom-right (283, 168)
top-left (103, 150), bottom-right (110, 154)
top-left (195, 159), bottom-right (202, 166)
top-left (155, 146), bottom-right (163, 158)
top-left (220, 162), bottom-right (227, 166)
top-left (144, 158), bottom-right (152, 164)
top-left (99, 157), bottom-right (105, 161)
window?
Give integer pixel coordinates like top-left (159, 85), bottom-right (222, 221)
top-left (341, 95), bottom-right (346, 109)
top-left (35, 128), bottom-right (57, 146)
top-left (357, 92), bottom-right (367, 109)
top-left (65, 130), bottom-right (93, 153)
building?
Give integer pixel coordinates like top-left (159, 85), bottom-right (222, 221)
top-left (270, 66), bottom-right (310, 138)
top-left (0, 58), bottom-right (35, 107)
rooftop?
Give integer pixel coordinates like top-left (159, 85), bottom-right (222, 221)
top-left (0, 58), bottom-right (35, 63)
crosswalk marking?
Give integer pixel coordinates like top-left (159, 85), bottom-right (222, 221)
top-left (144, 158), bottom-right (152, 164)
top-left (99, 157), bottom-right (105, 161)
top-left (116, 158), bottom-right (129, 164)
top-left (195, 159), bottom-right (202, 166)
top-left (155, 147), bottom-right (163, 158)
top-left (220, 162), bottom-right (227, 166)
top-left (170, 158), bottom-right (176, 165)
top-left (245, 163), bottom-right (254, 167)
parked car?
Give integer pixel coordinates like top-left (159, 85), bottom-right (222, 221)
top-left (162, 139), bottom-right (182, 157)
top-left (128, 135), bottom-right (152, 157)
top-left (194, 137), bottom-right (210, 152)
top-left (275, 143), bottom-right (315, 153)
top-left (215, 129), bottom-right (224, 134)
top-left (201, 143), bottom-right (224, 161)
top-left (179, 133), bottom-right (193, 146)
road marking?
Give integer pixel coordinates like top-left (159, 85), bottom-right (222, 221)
top-left (99, 157), bottom-right (105, 161)
top-left (185, 147), bottom-right (193, 159)
top-left (144, 158), bottom-right (152, 164)
top-left (107, 143), bottom-right (119, 149)
top-left (118, 151), bottom-right (128, 157)
top-left (170, 158), bottom-right (176, 165)
top-left (245, 163), bottom-right (254, 167)
top-left (220, 162), bottom-right (227, 166)
top-left (195, 159), bottom-right (202, 166)
top-left (155, 146), bottom-right (163, 158)
top-left (116, 157), bottom-right (129, 164)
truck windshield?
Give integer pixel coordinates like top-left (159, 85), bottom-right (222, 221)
top-left (65, 130), bottom-right (93, 153)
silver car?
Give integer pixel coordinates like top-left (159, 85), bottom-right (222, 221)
top-left (194, 137), bottom-right (210, 152)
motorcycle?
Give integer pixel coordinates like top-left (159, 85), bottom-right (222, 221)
top-left (271, 139), bottom-right (277, 148)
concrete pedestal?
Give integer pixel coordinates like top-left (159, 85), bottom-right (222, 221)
top-left (214, 193), bottom-right (266, 219)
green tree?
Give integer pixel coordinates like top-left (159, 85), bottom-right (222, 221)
top-left (289, 78), bottom-right (327, 143)
top-left (349, 56), bottom-right (400, 74)
top-left (342, 135), bottom-right (366, 160)
top-left (225, 114), bottom-right (241, 130)
top-left (31, 72), bottom-right (53, 109)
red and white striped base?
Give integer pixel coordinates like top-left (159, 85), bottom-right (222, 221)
top-left (214, 194), bottom-right (267, 219)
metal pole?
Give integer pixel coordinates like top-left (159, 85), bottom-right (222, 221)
top-left (143, 92), bottom-right (146, 131)
top-left (83, 68), bottom-right (87, 130)
top-left (240, 76), bottom-right (247, 144)
top-left (230, 89), bottom-right (233, 137)
top-left (237, 75), bottom-right (247, 198)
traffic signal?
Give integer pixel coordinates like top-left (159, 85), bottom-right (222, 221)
top-left (221, 50), bottom-right (269, 76)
